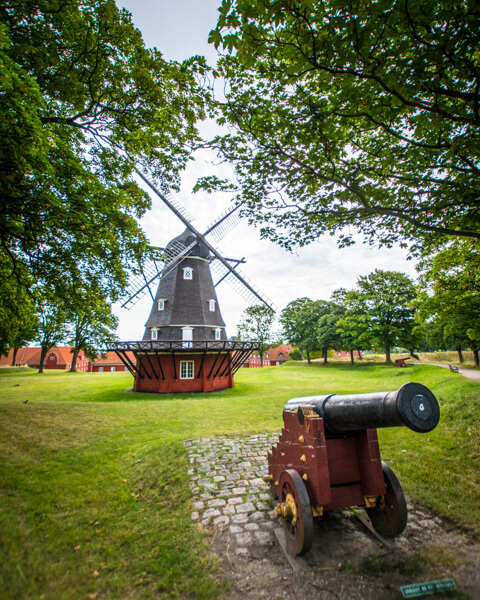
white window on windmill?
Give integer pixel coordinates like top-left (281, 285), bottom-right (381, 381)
top-left (183, 267), bottom-right (193, 280)
top-left (158, 299), bottom-right (166, 311)
top-left (215, 328), bottom-right (222, 341)
top-left (151, 328), bottom-right (158, 341)
top-left (182, 327), bottom-right (193, 348)
top-left (180, 360), bottom-right (194, 379)
top-left (209, 299), bottom-right (216, 312)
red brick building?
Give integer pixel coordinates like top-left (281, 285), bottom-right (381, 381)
top-left (89, 351), bottom-right (134, 372)
top-left (0, 347), bottom-right (40, 367)
top-left (243, 345), bottom-right (294, 368)
top-left (26, 347), bottom-right (90, 371)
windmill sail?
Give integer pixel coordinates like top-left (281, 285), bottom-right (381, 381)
top-left (120, 169), bottom-right (275, 313)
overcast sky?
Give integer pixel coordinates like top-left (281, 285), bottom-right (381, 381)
top-left (113, 0), bottom-right (418, 341)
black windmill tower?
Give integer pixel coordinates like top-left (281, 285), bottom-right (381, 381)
top-left (109, 171), bottom-right (276, 393)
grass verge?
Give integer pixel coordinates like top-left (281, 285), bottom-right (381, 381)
top-left (0, 362), bottom-right (479, 598)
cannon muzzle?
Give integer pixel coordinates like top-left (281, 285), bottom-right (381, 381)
top-left (285, 382), bottom-right (440, 434)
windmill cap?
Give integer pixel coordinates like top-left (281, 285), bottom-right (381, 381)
top-left (167, 228), bottom-right (210, 259)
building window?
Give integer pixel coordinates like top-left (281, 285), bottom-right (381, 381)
top-left (111, 367), bottom-right (116, 372)
top-left (215, 328), bottom-right (221, 340)
top-left (99, 367), bottom-right (104, 372)
top-left (50, 355), bottom-right (55, 360)
top-left (180, 360), bottom-right (194, 379)
top-left (182, 327), bottom-right (193, 349)
top-left (183, 267), bottom-right (193, 280)
top-left (158, 299), bottom-right (165, 311)
top-left (209, 299), bottom-right (216, 312)
top-left (151, 328), bottom-right (158, 340)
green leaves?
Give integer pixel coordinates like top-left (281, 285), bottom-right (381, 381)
top-left (414, 240), bottom-right (480, 363)
top-left (205, 0), bottom-right (480, 253)
top-left (0, 0), bottom-right (207, 308)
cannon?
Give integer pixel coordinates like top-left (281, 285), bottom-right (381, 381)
top-left (266, 383), bottom-right (440, 554)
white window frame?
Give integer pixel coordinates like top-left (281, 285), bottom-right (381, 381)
top-left (183, 267), bottom-right (193, 280)
top-left (158, 299), bottom-right (165, 311)
top-left (180, 360), bottom-right (194, 379)
top-left (209, 299), bottom-right (216, 312)
top-left (215, 328), bottom-right (221, 340)
top-left (151, 328), bottom-right (158, 340)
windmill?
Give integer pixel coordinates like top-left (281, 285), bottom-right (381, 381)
top-left (108, 169), bottom-right (276, 394)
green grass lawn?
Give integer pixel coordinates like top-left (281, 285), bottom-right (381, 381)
top-left (1, 362), bottom-right (479, 599)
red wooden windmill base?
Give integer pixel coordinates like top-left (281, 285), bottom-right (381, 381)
top-left (108, 340), bottom-right (258, 394)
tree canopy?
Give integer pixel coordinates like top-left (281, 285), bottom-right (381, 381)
top-left (237, 304), bottom-right (276, 366)
top-left (0, 0), bottom-right (207, 302)
top-left (203, 0), bottom-right (480, 253)
top-left (338, 270), bottom-right (417, 363)
top-left (414, 240), bottom-right (480, 365)
top-left (280, 297), bottom-right (335, 362)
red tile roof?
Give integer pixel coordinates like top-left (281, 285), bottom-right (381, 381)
top-left (92, 351), bottom-right (135, 366)
top-left (265, 345), bottom-right (294, 362)
top-left (0, 347), bottom-right (41, 366)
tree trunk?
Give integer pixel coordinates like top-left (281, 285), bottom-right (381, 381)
top-left (70, 345), bottom-right (79, 372)
top-left (38, 346), bottom-right (48, 373)
top-left (473, 349), bottom-right (479, 367)
top-left (260, 352), bottom-right (264, 368)
top-left (385, 339), bottom-right (392, 364)
top-left (306, 349), bottom-right (311, 364)
top-left (11, 347), bottom-right (18, 366)
top-left (456, 345), bottom-right (464, 363)
top-left (350, 349), bottom-right (355, 365)
top-left (299, 348), bottom-right (305, 360)
top-left (322, 346), bottom-right (328, 364)
top-left (357, 349), bottom-right (362, 360)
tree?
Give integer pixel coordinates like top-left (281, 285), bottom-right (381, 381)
top-left (0, 265), bottom-right (38, 360)
top-left (315, 302), bottom-right (344, 364)
top-left (414, 240), bottom-right (480, 365)
top-left (0, 0), bottom-right (207, 305)
top-left (329, 288), bottom-right (363, 364)
top-left (65, 286), bottom-right (119, 372)
top-left (237, 305), bottom-right (275, 366)
top-left (203, 0), bottom-right (480, 254)
top-left (338, 270), bottom-right (417, 364)
top-left (280, 298), bottom-right (332, 363)
top-left (34, 292), bottom-right (68, 374)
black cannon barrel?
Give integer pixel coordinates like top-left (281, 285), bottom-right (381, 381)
top-left (285, 382), bottom-right (440, 434)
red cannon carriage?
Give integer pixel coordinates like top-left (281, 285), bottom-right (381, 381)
top-left (266, 383), bottom-right (440, 554)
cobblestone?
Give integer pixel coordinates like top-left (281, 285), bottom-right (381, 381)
top-left (184, 434), bottom-right (278, 549)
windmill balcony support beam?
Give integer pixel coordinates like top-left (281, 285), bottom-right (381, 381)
top-left (107, 341), bottom-right (259, 394)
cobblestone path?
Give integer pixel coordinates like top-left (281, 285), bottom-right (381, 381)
top-left (185, 434), bottom-right (279, 554)
top-left (185, 434), bottom-right (480, 599)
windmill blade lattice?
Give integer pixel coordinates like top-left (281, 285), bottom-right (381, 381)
top-left (204, 205), bottom-right (241, 243)
top-left (120, 168), bottom-right (275, 313)
top-left (210, 258), bottom-right (277, 312)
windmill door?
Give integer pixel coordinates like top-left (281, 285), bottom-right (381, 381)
top-left (182, 327), bottom-right (193, 349)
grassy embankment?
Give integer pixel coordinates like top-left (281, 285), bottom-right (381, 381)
top-left (0, 362), bottom-right (479, 599)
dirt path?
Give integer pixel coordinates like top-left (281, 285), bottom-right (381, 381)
top-left (187, 436), bottom-right (480, 599)
top-left (430, 362), bottom-right (480, 382)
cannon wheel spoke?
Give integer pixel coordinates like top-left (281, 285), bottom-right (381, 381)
top-left (278, 469), bottom-right (313, 554)
top-left (367, 461), bottom-right (408, 537)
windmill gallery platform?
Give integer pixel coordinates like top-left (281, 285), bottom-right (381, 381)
top-left (110, 339), bottom-right (258, 394)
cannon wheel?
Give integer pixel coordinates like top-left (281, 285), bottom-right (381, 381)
top-left (278, 469), bottom-right (313, 554)
top-left (367, 461), bottom-right (408, 537)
